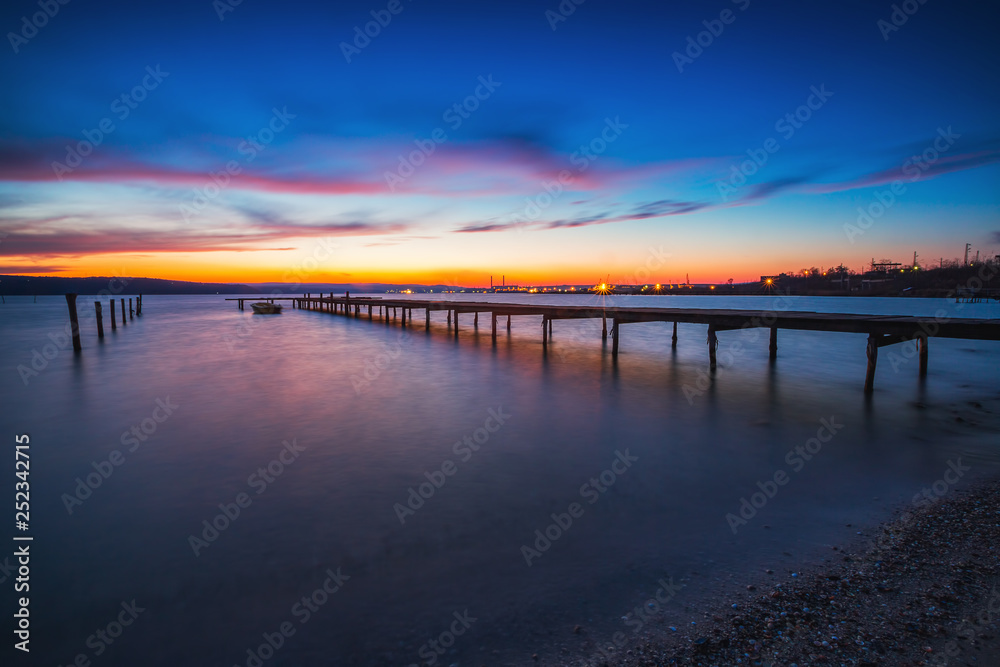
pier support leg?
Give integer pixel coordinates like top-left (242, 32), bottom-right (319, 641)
top-left (865, 334), bottom-right (878, 394)
top-left (671, 321), bottom-right (678, 349)
top-left (542, 316), bottom-right (548, 342)
top-left (137, 295), bottom-right (141, 315)
top-left (602, 314), bottom-right (607, 340)
top-left (548, 318), bottom-right (553, 336)
top-left (611, 320), bottom-right (619, 357)
top-left (65, 294), bottom-right (82, 351)
top-left (110, 300), bottom-right (117, 331)
top-left (401, 308), bottom-right (406, 327)
top-left (769, 327), bottom-right (778, 360)
top-left (121, 299), bottom-right (126, 326)
top-left (454, 311), bottom-right (458, 336)
top-left (426, 309), bottom-right (430, 330)
top-left (507, 315), bottom-right (511, 331)
top-left (491, 313), bottom-right (497, 343)
top-left (474, 311), bottom-right (479, 327)
top-left (447, 310), bottom-right (451, 325)
top-left (918, 334), bottom-right (928, 377)
top-left (95, 301), bottom-right (104, 339)
top-left (369, 305), bottom-right (372, 320)
top-left (707, 325), bottom-right (718, 371)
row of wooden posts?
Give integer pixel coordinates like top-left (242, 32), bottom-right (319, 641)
top-left (281, 293), bottom-right (967, 395)
top-left (64, 293), bottom-right (142, 351)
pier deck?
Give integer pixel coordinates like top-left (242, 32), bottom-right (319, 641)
top-left (227, 295), bottom-right (1000, 393)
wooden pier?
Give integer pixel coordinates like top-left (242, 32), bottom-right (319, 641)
top-left (227, 295), bottom-right (1000, 393)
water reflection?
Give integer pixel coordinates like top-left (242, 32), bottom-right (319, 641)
top-left (0, 294), bottom-right (997, 665)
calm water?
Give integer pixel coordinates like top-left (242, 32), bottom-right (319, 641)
top-left (1, 293), bottom-right (998, 666)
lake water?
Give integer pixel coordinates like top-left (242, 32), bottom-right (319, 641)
top-left (1, 293), bottom-right (998, 665)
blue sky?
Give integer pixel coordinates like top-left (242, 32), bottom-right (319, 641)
top-left (1, 0), bottom-right (997, 283)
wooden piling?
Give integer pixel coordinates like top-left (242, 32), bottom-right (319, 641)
top-left (454, 311), bottom-right (459, 336)
top-left (491, 313), bottom-right (497, 342)
top-left (917, 334), bottom-right (928, 377)
top-left (447, 310), bottom-right (451, 325)
top-left (548, 318), bottom-right (553, 336)
top-left (474, 311), bottom-right (479, 326)
top-left (708, 325), bottom-right (718, 371)
top-left (864, 334), bottom-right (878, 394)
top-left (542, 315), bottom-right (548, 342)
top-left (611, 320), bottom-right (619, 357)
top-left (120, 298), bottom-right (126, 326)
top-left (110, 299), bottom-right (117, 330)
top-left (401, 308), bottom-right (407, 327)
top-left (95, 301), bottom-right (104, 339)
top-left (602, 314), bottom-right (607, 340)
top-left (65, 294), bottom-right (82, 351)
top-left (137, 294), bottom-right (142, 315)
top-left (129, 298), bottom-right (134, 320)
top-left (426, 308), bottom-right (431, 329)
top-left (769, 327), bottom-right (778, 360)
top-left (507, 315), bottom-right (511, 331)
top-left (671, 321), bottom-right (678, 349)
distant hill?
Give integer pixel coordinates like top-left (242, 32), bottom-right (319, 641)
top-left (0, 275), bottom-right (260, 296)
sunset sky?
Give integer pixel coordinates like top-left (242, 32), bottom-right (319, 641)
top-left (1, 0), bottom-right (998, 286)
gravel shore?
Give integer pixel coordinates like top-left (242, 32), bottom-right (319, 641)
top-left (583, 479), bottom-right (1000, 667)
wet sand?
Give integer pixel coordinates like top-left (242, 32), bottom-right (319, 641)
top-left (578, 475), bottom-right (1000, 666)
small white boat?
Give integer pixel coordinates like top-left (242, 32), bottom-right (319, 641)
top-left (250, 302), bottom-right (283, 314)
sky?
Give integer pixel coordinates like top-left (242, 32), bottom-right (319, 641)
top-left (1, 0), bottom-right (998, 286)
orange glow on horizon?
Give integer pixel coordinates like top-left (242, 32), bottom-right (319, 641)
top-left (1, 250), bottom-right (883, 287)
